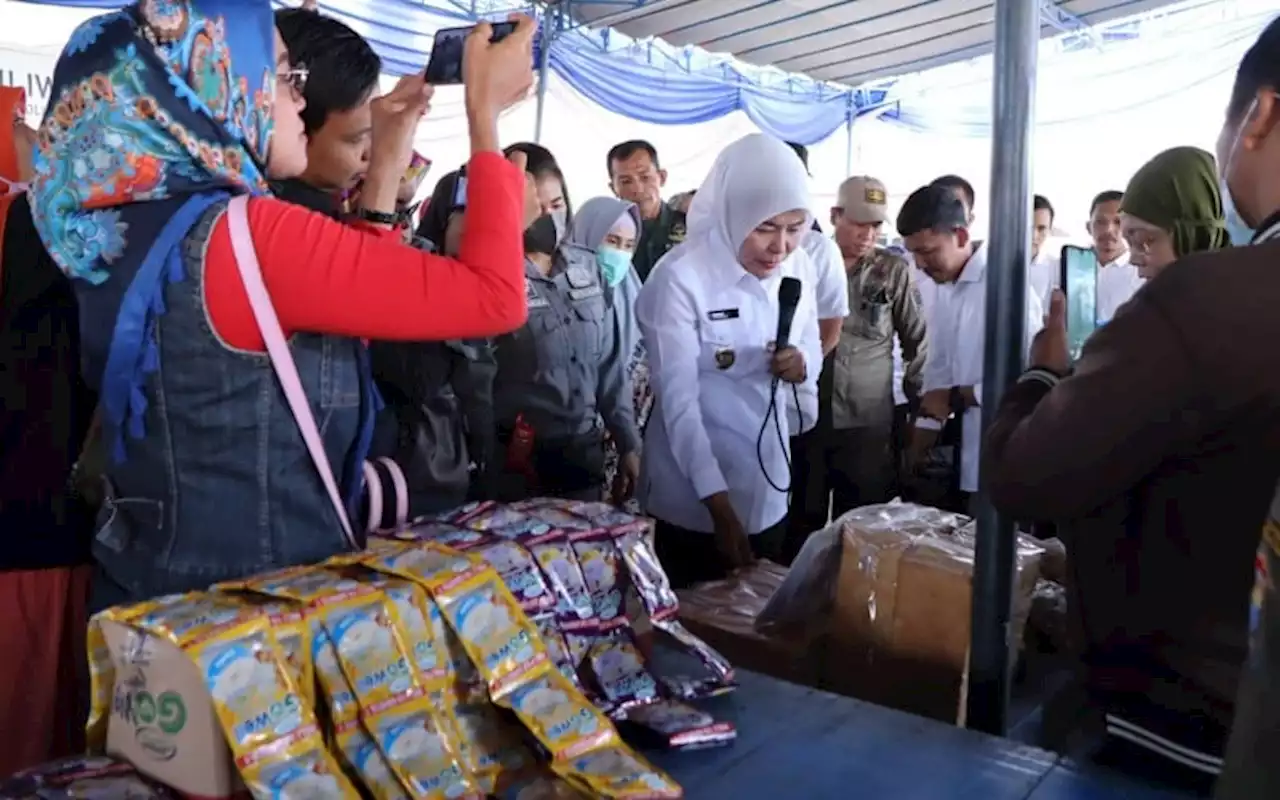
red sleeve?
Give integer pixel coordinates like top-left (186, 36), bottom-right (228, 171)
top-left (204, 151), bottom-right (527, 352)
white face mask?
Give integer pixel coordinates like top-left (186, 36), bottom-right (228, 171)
top-left (1217, 94), bottom-right (1275, 246)
top-left (551, 208), bottom-right (568, 244)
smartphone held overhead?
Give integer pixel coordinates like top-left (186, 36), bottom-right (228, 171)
top-left (423, 21), bottom-right (520, 86)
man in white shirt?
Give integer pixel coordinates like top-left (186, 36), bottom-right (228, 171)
top-left (1088, 189), bottom-right (1145, 322)
top-left (637, 134), bottom-right (821, 588)
top-left (898, 184), bottom-right (1043, 512)
top-left (1028, 194), bottom-right (1059, 308)
top-left (787, 142), bottom-right (851, 354)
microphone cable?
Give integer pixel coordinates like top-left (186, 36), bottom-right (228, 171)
top-left (757, 375), bottom-right (803, 494)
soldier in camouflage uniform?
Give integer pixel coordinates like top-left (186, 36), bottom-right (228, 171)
top-left (788, 177), bottom-right (927, 552)
top-left (607, 140), bottom-right (686, 282)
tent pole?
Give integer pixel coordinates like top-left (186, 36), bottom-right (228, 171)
top-left (965, 0), bottom-right (1038, 736)
top-left (533, 2), bottom-right (557, 143)
top-left (844, 115), bottom-right (854, 175)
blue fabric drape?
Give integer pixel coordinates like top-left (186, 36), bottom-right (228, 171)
top-left (18, 0), bottom-right (887, 144)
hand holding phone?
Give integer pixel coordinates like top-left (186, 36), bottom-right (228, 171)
top-left (1028, 289), bottom-right (1070, 374)
top-left (424, 18), bottom-right (525, 86)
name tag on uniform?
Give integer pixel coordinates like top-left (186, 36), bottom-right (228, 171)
top-left (526, 278), bottom-right (550, 308)
top-left (707, 308), bottom-right (740, 321)
top-left (568, 285), bottom-right (603, 301)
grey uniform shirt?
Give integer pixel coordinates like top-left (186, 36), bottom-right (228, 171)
top-left (829, 248), bottom-right (927, 430)
top-left (492, 247), bottom-right (641, 455)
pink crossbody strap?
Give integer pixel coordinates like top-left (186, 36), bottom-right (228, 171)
top-left (225, 195), bottom-right (360, 550)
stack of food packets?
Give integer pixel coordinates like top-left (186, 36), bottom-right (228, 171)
top-left (409, 499), bottom-right (738, 749)
top-left (83, 501), bottom-right (733, 799)
top-left (1, 755), bottom-right (175, 800)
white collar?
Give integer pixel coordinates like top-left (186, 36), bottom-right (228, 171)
top-left (956, 241), bottom-right (988, 284)
top-left (1100, 251), bottom-right (1130, 269)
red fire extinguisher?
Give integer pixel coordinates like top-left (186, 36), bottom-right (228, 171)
top-left (505, 413), bottom-right (536, 480)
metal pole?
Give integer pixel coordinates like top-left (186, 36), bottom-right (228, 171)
top-left (965, 0), bottom-right (1038, 736)
top-left (845, 115), bottom-right (854, 175)
top-left (533, 3), bottom-right (557, 143)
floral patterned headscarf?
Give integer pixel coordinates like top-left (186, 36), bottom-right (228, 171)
top-left (27, 0), bottom-right (278, 460)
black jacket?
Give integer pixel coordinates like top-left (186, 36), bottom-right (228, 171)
top-left (274, 179), bottom-right (495, 516)
top-left (0, 194), bottom-right (96, 569)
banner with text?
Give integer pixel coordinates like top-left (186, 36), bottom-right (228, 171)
top-left (1, 45), bottom-right (59, 125)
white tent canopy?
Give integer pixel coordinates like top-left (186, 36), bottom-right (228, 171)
top-left (563, 0), bottom-right (1179, 86)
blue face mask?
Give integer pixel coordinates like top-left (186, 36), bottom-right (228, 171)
top-left (596, 246), bottom-right (634, 287)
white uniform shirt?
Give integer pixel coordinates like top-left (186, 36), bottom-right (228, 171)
top-left (636, 249), bottom-right (822, 535)
top-left (801, 229), bottom-right (851, 320)
top-left (1027, 250), bottom-right (1059, 311)
top-left (921, 242), bottom-right (1044, 493)
top-left (1095, 251), bottom-right (1144, 323)
top-left (892, 260), bottom-right (935, 406)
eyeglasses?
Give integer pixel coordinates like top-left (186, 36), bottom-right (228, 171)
top-left (278, 65), bottom-right (309, 100)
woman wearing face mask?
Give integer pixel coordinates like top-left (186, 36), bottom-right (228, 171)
top-left (0, 86), bottom-right (99, 773)
top-left (486, 192), bottom-right (641, 504)
top-left (565, 197), bottom-right (645, 505)
top-left (30, 1), bottom-right (535, 609)
top-left (504, 142), bottom-right (573, 251)
top-left (636, 134), bottom-right (821, 588)
top-left (1118, 146), bottom-right (1229, 281)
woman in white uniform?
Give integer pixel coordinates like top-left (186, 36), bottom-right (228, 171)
top-left (635, 134), bottom-right (822, 588)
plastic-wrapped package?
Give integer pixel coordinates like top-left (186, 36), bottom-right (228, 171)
top-left (0, 756), bottom-right (176, 800)
top-left (756, 500), bottom-right (1044, 688)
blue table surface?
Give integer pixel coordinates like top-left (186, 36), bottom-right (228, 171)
top-left (646, 663), bottom-right (1199, 799)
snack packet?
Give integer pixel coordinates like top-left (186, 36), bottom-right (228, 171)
top-left (434, 500), bottom-right (490, 524)
top-left (621, 700), bottom-right (736, 751)
top-left (132, 591), bottom-right (255, 643)
top-left (474, 538), bottom-right (555, 614)
top-left (246, 602), bottom-right (315, 708)
top-left (570, 531), bottom-right (626, 629)
top-left (555, 500), bottom-right (642, 531)
top-left (374, 578), bottom-right (451, 689)
top-left (334, 718), bottom-right (409, 800)
top-left (452, 702), bottom-right (535, 795)
top-left (504, 671), bottom-right (617, 760)
top-left (508, 500), bottom-right (597, 535)
top-left (367, 694), bottom-right (481, 799)
top-left (362, 540), bottom-right (482, 591)
top-left (552, 746), bottom-right (681, 799)
top-left (0, 755), bottom-right (174, 800)
top-left (527, 537), bottom-right (595, 633)
top-left (238, 735), bottom-right (358, 800)
top-left (312, 623), bottom-right (360, 724)
top-left (613, 523), bottom-right (678, 623)
top-left (320, 590), bottom-right (420, 713)
top-left (184, 614), bottom-right (313, 760)
top-left (396, 520), bottom-right (488, 551)
top-left (654, 619), bottom-right (735, 691)
top-left (532, 615), bottom-right (581, 689)
top-left (433, 568), bottom-right (548, 695)
top-left (455, 502), bottom-right (531, 532)
top-left (231, 564), bottom-right (368, 606)
top-left (84, 618), bottom-right (114, 751)
top-left (585, 632), bottom-right (661, 714)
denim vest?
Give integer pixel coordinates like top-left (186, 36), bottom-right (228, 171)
top-left (90, 200), bottom-right (364, 601)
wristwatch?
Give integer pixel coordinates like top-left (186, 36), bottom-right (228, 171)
top-left (355, 207), bottom-right (400, 226)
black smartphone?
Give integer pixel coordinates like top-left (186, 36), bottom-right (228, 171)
top-left (1059, 244), bottom-right (1100, 360)
top-left (423, 21), bottom-right (518, 85)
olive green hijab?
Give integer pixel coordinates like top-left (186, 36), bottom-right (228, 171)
top-left (1120, 146), bottom-right (1229, 257)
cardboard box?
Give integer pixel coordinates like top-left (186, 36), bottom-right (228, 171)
top-left (99, 621), bottom-right (243, 799)
top-left (678, 504), bottom-right (1044, 724)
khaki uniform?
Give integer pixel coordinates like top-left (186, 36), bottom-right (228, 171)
top-left (791, 247), bottom-right (926, 542)
top-left (633, 202), bottom-right (686, 283)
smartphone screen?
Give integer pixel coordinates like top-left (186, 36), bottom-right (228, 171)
top-left (424, 21), bottom-right (518, 85)
top-left (1059, 244), bottom-right (1100, 360)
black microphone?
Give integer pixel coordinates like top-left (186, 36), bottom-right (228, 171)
top-left (774, 277), bottom-right (803, 350)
